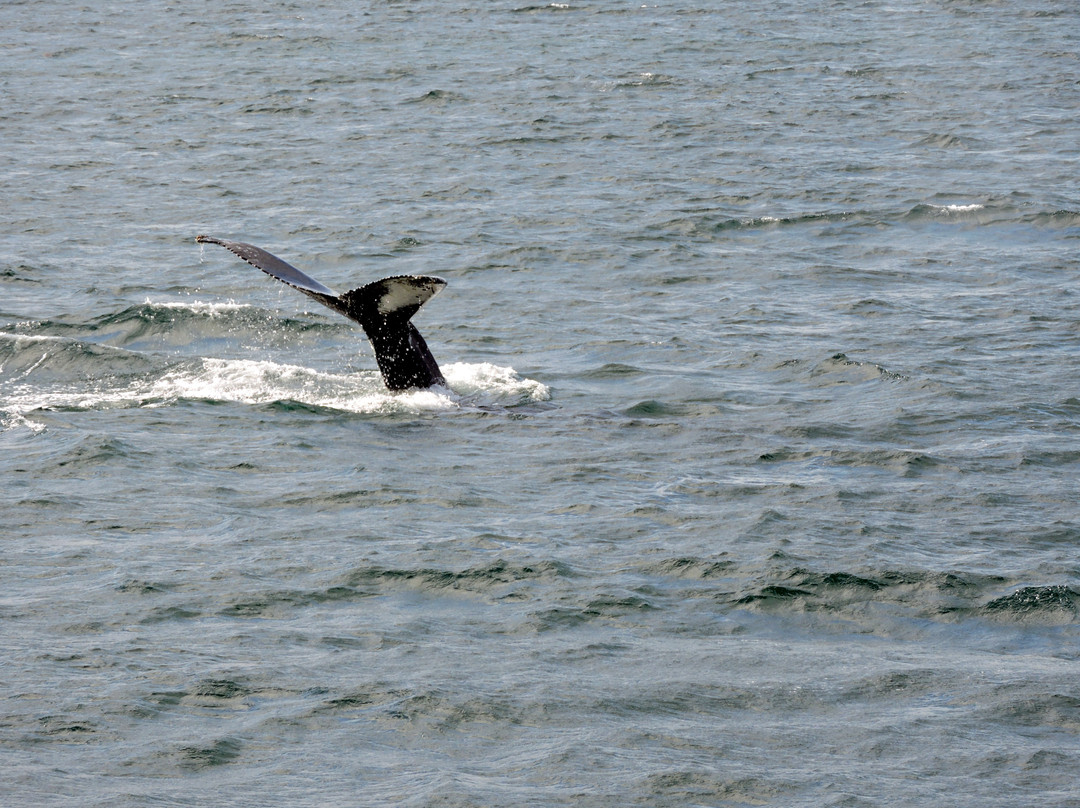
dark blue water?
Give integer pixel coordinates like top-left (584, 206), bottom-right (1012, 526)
top-left (3, 1), bottom-right (1080, 805)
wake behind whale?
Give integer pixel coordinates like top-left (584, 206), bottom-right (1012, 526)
top-left (197, 235), bottom-right (447, 392)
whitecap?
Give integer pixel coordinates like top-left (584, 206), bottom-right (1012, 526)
top-left (147, 299), bottom-right (251, 316)
top-left (927, 203), bottom-right (986, 214)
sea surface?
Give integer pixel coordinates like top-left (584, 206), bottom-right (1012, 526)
top-left (3, 1), bottom-right (1079, 805)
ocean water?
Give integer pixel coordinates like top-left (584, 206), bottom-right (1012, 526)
top-left (3, 1), bottom-right (1079, 805)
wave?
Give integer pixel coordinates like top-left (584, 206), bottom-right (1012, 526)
top-left (901, 201), bottom-right (1080, 228)
top-left (511, 3), bottom-right (572, 12)
top-left (89, 299), bottom-right (338, 348)
top-left (129, 555), bottom-right (1078, 637)
top-left (134, 559), bottom-right (573, 623)
top-left (640, 559), bottom-right (1079, 628)
top-left (1, 332), bottom-right (550, 430)
top-left (2, 301), bottom-right (550, 429)
top-left (0, 330), bottom-right (157, 381)
top-left (3, 300), bottom-right (340, 363)
top-left (144, 358), bottom-right (549, 414)
top-left (777, 352), bottom-right (909, 385)
top-left (707, 210), bottom-right (870, 233)
top-left (650, 200), bottom-right (1080, 237)
top-left (2, 357), bottom-right (549, 429)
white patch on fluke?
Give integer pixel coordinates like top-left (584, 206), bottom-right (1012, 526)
top-left (375, 277), bottom-right (445, 316)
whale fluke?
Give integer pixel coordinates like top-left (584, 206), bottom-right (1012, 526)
top-left (197, 235), bottom-right (447, 391)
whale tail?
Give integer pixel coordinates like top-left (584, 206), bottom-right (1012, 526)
top-left (196, 235), bottom-right (446, 391)
top-left (339, 275), bottom-right (447, 390)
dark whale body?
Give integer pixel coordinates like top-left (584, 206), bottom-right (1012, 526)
top-left (197, 236), bottom-right (446, 391)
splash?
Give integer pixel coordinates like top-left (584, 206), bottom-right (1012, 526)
top-left (1, 349), bottom-right (550, 430)
top-left (442, 361), bottom-right (550, 405)
top-left (147, 358), bottom-right (461, 414)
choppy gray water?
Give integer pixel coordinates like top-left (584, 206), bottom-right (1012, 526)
top-left (3, 1), bottom-right (1080, 805)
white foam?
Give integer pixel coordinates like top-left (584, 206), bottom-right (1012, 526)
top-left (146, 358), bottom-right (461, 414)
top-left (1, 357), bottom-right (549, 430)
top-left (0, 412), bottom-right (47, 433)
top-left (929, 203), bottom-right (985, 214)
top-left (147, 299), bottom-right (251, 315)
top-left (443, 361), bottom-right (551, 404)
top-left (0, 379), bottom-right (143, 425)
top-left (0, 330), bottom-right (66, 346)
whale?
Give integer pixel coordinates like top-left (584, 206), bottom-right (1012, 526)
top-left (197, 235), bottom-right (446, 391)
